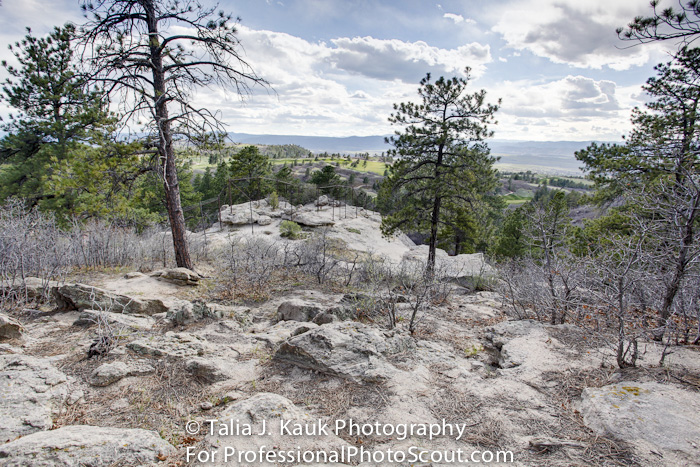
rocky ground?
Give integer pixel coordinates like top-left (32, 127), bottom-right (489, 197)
top-left (0, 200), bottom-right (699, 466)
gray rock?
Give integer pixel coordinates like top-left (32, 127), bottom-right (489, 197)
top-left (72, 310), bottom-right (155, 331)
top-left (0, 354), bottom-right (70, 442)
top-left (276, 299), bottom-right (323, 322)
top-left (282, 211), bottom-right (335, 227)
top-left (221, 210), bottom-right (260, 225)
top-left (250, 320), bottom-right (318, 348)
top-left (0, 425), bottom-right (175, 466)
top-left (166, 300), bottom-right (217, 325)
top-left (127, 332), bottom-right (211, 358)
top-left (274, 321), bottom-right (415, 382)
top-left (311, 312), bottom-right (338, 325)
top-left (257, 215), bottom-right (272, 226)
top-left (202, 393), bottom-right (348, 467)
top-left (580, 382), bottom-right (700, 462)
top-left (206, 304), bottom-right (251, 327)
top-left (53, 283), bottom-right (168, 315)
top-left (151, 267), bottom-right (200, 286)
top-left (89, 361), bottom-right (155, 387)
top-left (185, 357), bottom-right (229, 383)
top-left (0, 313), bottom-right (23, 340)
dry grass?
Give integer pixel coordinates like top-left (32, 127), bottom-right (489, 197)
top-left (56, 356), bottom-right (208, 449)
top-left (253, 361), bottom-right (392, 447)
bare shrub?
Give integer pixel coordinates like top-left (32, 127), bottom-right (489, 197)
top-left (221, 236), bottom-right (286, 302)
top-left (0, 199), bottom-right (69, 309)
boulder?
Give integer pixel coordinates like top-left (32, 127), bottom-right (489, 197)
top-left (0, 425), bottom-right (175, 466)
top-left (53, 283), bottom-right (168, 315)
top-left (580, 382), bottom-right (700, 463)
top-left (0, 313), bottom-right (23, 340)
top-left (276, 299), bottom-right (323, 322)
top-left (72, 310), bottom-right (155, 331)
top-left (274, 321), bottom-right (415, 382)
top-left (221, 210), bottom-right (260, 225)
top-left (89, 361), bottom-right (155, 387)
top-left (166, 300), bottom-right (217, 325)
top-left (315, 194), bottom-right (342, 206)
top-left (257, 215), bottom-right (272, 226)
top-left (0, 354), bottom-right (70, 442)
top-left (185, 357), bottom-right (229, 383)
top-left (203, 393), bottom-right (348, 467)
top-left (150, 267), bottom-right (200, 286)
top-left (282, 211), bottom-right (335, 227)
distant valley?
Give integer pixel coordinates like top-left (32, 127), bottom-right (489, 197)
top-left (228, 132), bottom-right (618, 175)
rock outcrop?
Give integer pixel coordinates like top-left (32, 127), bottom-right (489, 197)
top-left (580, 381), bottom-right (700, 463)
top-left (89, 361), bottom-right (155, 387)
top-left (274, 321), bottom-right (414, 382)
top-left (0, 313), bottom-right (23, 340)
top-left (127, 332), bottom-right (211, 358)
top-left (72, 310), bottom-right (155, 331)
top-left (0, 425), bottom-right (175, 466)
top-left (53, 283), bottom-right (168, 315)
top-left (276, 299), bottom-right (323, 322)
top-left (0, 354), bottom-right (70, 442)
top-left (201, 393), bottom-right (348, 467)
top-left (150, 267), bottom-right (201, 286)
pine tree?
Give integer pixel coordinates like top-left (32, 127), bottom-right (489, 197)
top-left (379, 69), bottom-right (500, 276)
top-left (0, 25), bottom-right (112, 215)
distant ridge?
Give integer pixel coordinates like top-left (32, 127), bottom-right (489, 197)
top-left (227, 132), bottom-right (620, 174)
top-left (228, 132), bottom-right (389, 153)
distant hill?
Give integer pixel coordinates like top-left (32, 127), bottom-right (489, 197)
top-left (227, 132), bottom-right (619, 175)
top-left (228, 132), bottom-right (388, 153)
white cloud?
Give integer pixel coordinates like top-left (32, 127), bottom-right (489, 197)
top-left (328, 36), bottom-right (491, 81)
top-left (491, 0), bottom-right (671, 70)
top-left (486, 75), bottom-right (633, 140)
top-left (443, 13), bottom-right (475, 25)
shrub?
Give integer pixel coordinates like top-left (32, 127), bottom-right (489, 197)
top-left (280, 220), bottom-right (302, 239)
top-left (268, 191), bottom-right (279, 210)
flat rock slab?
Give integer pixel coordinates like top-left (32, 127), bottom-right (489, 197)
top-left (274, 321), bottom-right (414, 382)
top-left (73, 310), bottom-right (155, 331)
top-left (200, 393), bottom-right (348, 467)
top-left (127, 332), bottom-right (212, 358)
top-left (0, 424), bottom-right (175, 466)
top-left (54, 283), bottom-right (168, 315)
top-left (0, 354), bottom-right (70, 442)
top-left (580, 381), bottom-right (700, 462)
top-left (89, 360), bottom-right (155, 387)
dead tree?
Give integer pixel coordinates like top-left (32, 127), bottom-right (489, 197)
top-left (78, 0), bottom-right (267, 269)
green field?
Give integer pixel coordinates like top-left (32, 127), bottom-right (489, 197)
top-left (185, 154), bottom-right (389, 176)
top-left (271, 158), bottom-right (388, 175)
top-left (503, 193), bottom-right (531, 205)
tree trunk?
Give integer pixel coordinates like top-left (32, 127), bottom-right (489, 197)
top-left (427, 196), bottom-right (441, 279)
top-left (146, 0), bottom-right (193, 270)
top-left (655, 192), bottom-right (699, 340)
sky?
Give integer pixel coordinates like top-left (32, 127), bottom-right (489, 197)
top-left (0, 0), bottom-right (680, 141)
